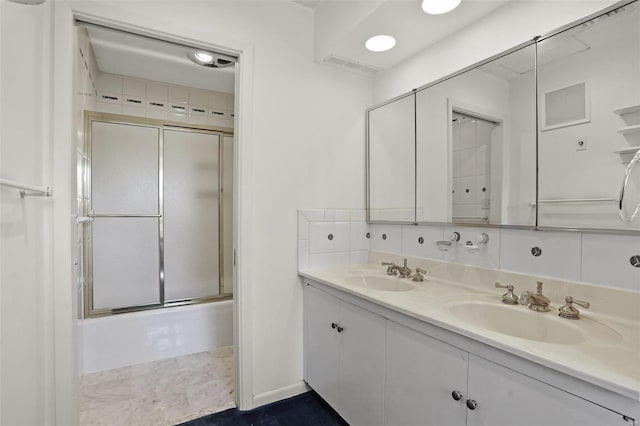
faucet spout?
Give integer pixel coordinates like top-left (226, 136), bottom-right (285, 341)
top-left (519, 281), bottom-right (550, 312)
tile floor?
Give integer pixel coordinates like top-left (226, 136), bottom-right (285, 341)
top-left (80, 346), bottom-right (235, 426)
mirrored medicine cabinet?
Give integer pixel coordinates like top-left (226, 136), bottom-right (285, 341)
top-left (367, 0), bottom-right (640, 232)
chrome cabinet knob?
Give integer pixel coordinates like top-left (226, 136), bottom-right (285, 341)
top-left (451, 390), bottom-right (463, 401)
top-left (466, 399), bottom-right (478, 410)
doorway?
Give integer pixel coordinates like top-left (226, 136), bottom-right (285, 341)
top-left (74, 21), bottom-right (238, 424)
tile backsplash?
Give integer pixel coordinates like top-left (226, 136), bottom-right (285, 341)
top-left (297, 209), bottom-right (640, 292)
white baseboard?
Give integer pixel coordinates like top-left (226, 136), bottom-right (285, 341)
top-left (251, 381), bottom-right (310, 409)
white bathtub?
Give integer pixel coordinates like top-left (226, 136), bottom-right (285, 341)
top-left (81, 300), bottom-right (233, 374)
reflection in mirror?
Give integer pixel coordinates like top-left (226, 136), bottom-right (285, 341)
top-left (368, 94), bottom-right (416, 222)
top-left (538, 2), bottom-right (640, 230)
top-left (415, 44), bottom-right (536, 226)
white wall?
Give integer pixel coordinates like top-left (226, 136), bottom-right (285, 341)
top-left (0, 2), bottom-right (55, 425)
top-left (56, 0), bottom-right (373, 411)
top-left (374, 0), bottom-right (618, 103)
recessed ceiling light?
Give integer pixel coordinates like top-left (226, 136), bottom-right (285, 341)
top-left (421, 0), bottom-right (461, 15)
top-left (365, 35), bottom-right (396, 52)
top-left (193, 51), bottom-right (214, 63)
top-left (187, 50), bottom-right (237, 68)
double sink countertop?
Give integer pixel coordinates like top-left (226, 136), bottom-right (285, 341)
top-left (299, 253), bottom-right (640, 402)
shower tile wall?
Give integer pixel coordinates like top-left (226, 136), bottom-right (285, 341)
top-left (451, 114), bottom-right (493, 222)
top-left (95, 72), bottom-right (234, 129)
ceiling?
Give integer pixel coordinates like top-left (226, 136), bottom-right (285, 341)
top-left (85, 25), bottom-right (235, 94)
top-left (315, 0), bottom-right (512, 72)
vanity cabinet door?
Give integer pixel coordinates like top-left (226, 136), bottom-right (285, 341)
top-left (338, 300), bottom-right (385, 426)
top-left (385, 320), bottom-right (468, 426)
top-left (466, 355), bottom-right (628, 426)
top-left (304, 283), bottom-right (340, 409)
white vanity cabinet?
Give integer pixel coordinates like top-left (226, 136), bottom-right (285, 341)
top-left (385, 320), bottom-right (468, 426)
top-left (303, 280), bottom-right (636, 426)
top-left (304, 283), bottom-right (385, 426)
top-left (466, 355), bottom-right (627, 426)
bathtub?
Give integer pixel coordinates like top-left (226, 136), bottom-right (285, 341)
top-left (81, 300), bottom-right (233, 374)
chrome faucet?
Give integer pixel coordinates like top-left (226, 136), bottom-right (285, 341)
top-left (381, 259), bottom-right (413, 278)
top-left (519, 281), bottom-right (550, 312)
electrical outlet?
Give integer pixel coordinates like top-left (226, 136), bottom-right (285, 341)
top-left (576, 137), bottom-right (587, 151)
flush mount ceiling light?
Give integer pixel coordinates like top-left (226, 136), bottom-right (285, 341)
top-left (187, 50), bottom-right (236, 68)
top-left (365, 35), bottom-right (397, 52)
top-left (421, 0), bottom-right (462, 15)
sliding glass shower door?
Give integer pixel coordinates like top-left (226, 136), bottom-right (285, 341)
top-left (163, 129), bottom-right (220, 302)
top-left (85, 115), bottom-right (232, 316)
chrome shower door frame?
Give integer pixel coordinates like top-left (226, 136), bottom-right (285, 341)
top-left (83, 112), bottom-right (233, 318)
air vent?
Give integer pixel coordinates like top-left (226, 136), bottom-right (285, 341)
top-left (322, 54), bottom-right (382, 77)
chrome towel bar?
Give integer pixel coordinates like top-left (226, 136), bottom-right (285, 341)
top-left (529, 198), bottom-right (617, 207)
top-left (0, 178), bottom-right (52, 198)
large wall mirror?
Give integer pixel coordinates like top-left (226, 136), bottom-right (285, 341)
top-left (537, 1), bottom-right (640, 230)
top-left (415, 44), bottom-right (536, 226)
top-left (367, 0), bottom-right (640, 231)
top-left (368, 94), bottom-right (416, 222)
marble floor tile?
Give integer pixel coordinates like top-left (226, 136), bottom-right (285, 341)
top-left (79, 346), bottom-right (235, 426)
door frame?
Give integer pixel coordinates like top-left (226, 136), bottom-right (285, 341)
top-left (51, 4), bottom-right (256, 424)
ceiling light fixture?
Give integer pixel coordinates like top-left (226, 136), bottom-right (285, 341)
top-left (421, 0), bottom-right (461, 15)
top-left (193, 51), bottom-right (214, 63)
top-left (187, 50), bottom-right (236, 68)
top-left (365, 35), bottom-right (397, 52)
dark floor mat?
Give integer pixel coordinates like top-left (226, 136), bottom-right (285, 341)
top-left (178, 391), bottom-right (349, 426)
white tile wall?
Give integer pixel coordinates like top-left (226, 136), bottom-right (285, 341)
top-left (309, 222), bottom-right (350, 253)
top-left (581, 233), bottom-right (640, 291)
top-left (500, 229), bottom-right (581, 282)
top-left (369, 224), bottom-right (402, 253)
top-left (401, 224), bottom-right (445, 260)
top-left (297, 209), bottom-right (371, 272)
top-left (297, 208), bottom-right (640, 292)
top-left (95, 72), bottom-right (234, 129)
top-left (309, 252), bottom-right (351, 269)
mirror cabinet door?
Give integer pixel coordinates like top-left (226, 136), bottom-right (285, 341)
top-left (368, 94), bottom-right (416, 222)
top-left (537, 3), bottom-right (640, 230)
top-left (415, 44), bottom-right (537, 226)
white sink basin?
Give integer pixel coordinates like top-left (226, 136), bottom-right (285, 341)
top-left (448, 301), bottom-right (587, 344)
top-left (344, 275), bottom-right (416, 292)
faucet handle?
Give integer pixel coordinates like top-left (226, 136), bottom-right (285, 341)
top-left (495, 282), bottom-right (519, 305)
top-left (410, 267), bottom-right (427, 282)
top-left (381, 261), bottom-right (398, 275)
top-left (558, 296), bottom-right (590, 320)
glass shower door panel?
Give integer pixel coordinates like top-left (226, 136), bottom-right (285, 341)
top-left (92, 218), bottom-right (160, 309)
top-left (91, 122), bottom-right (159, 214)
top-left (164, 129), bottom-right (220, 301)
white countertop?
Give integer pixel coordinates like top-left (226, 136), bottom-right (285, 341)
top-left (300, 263), bottom-right (640, 401)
